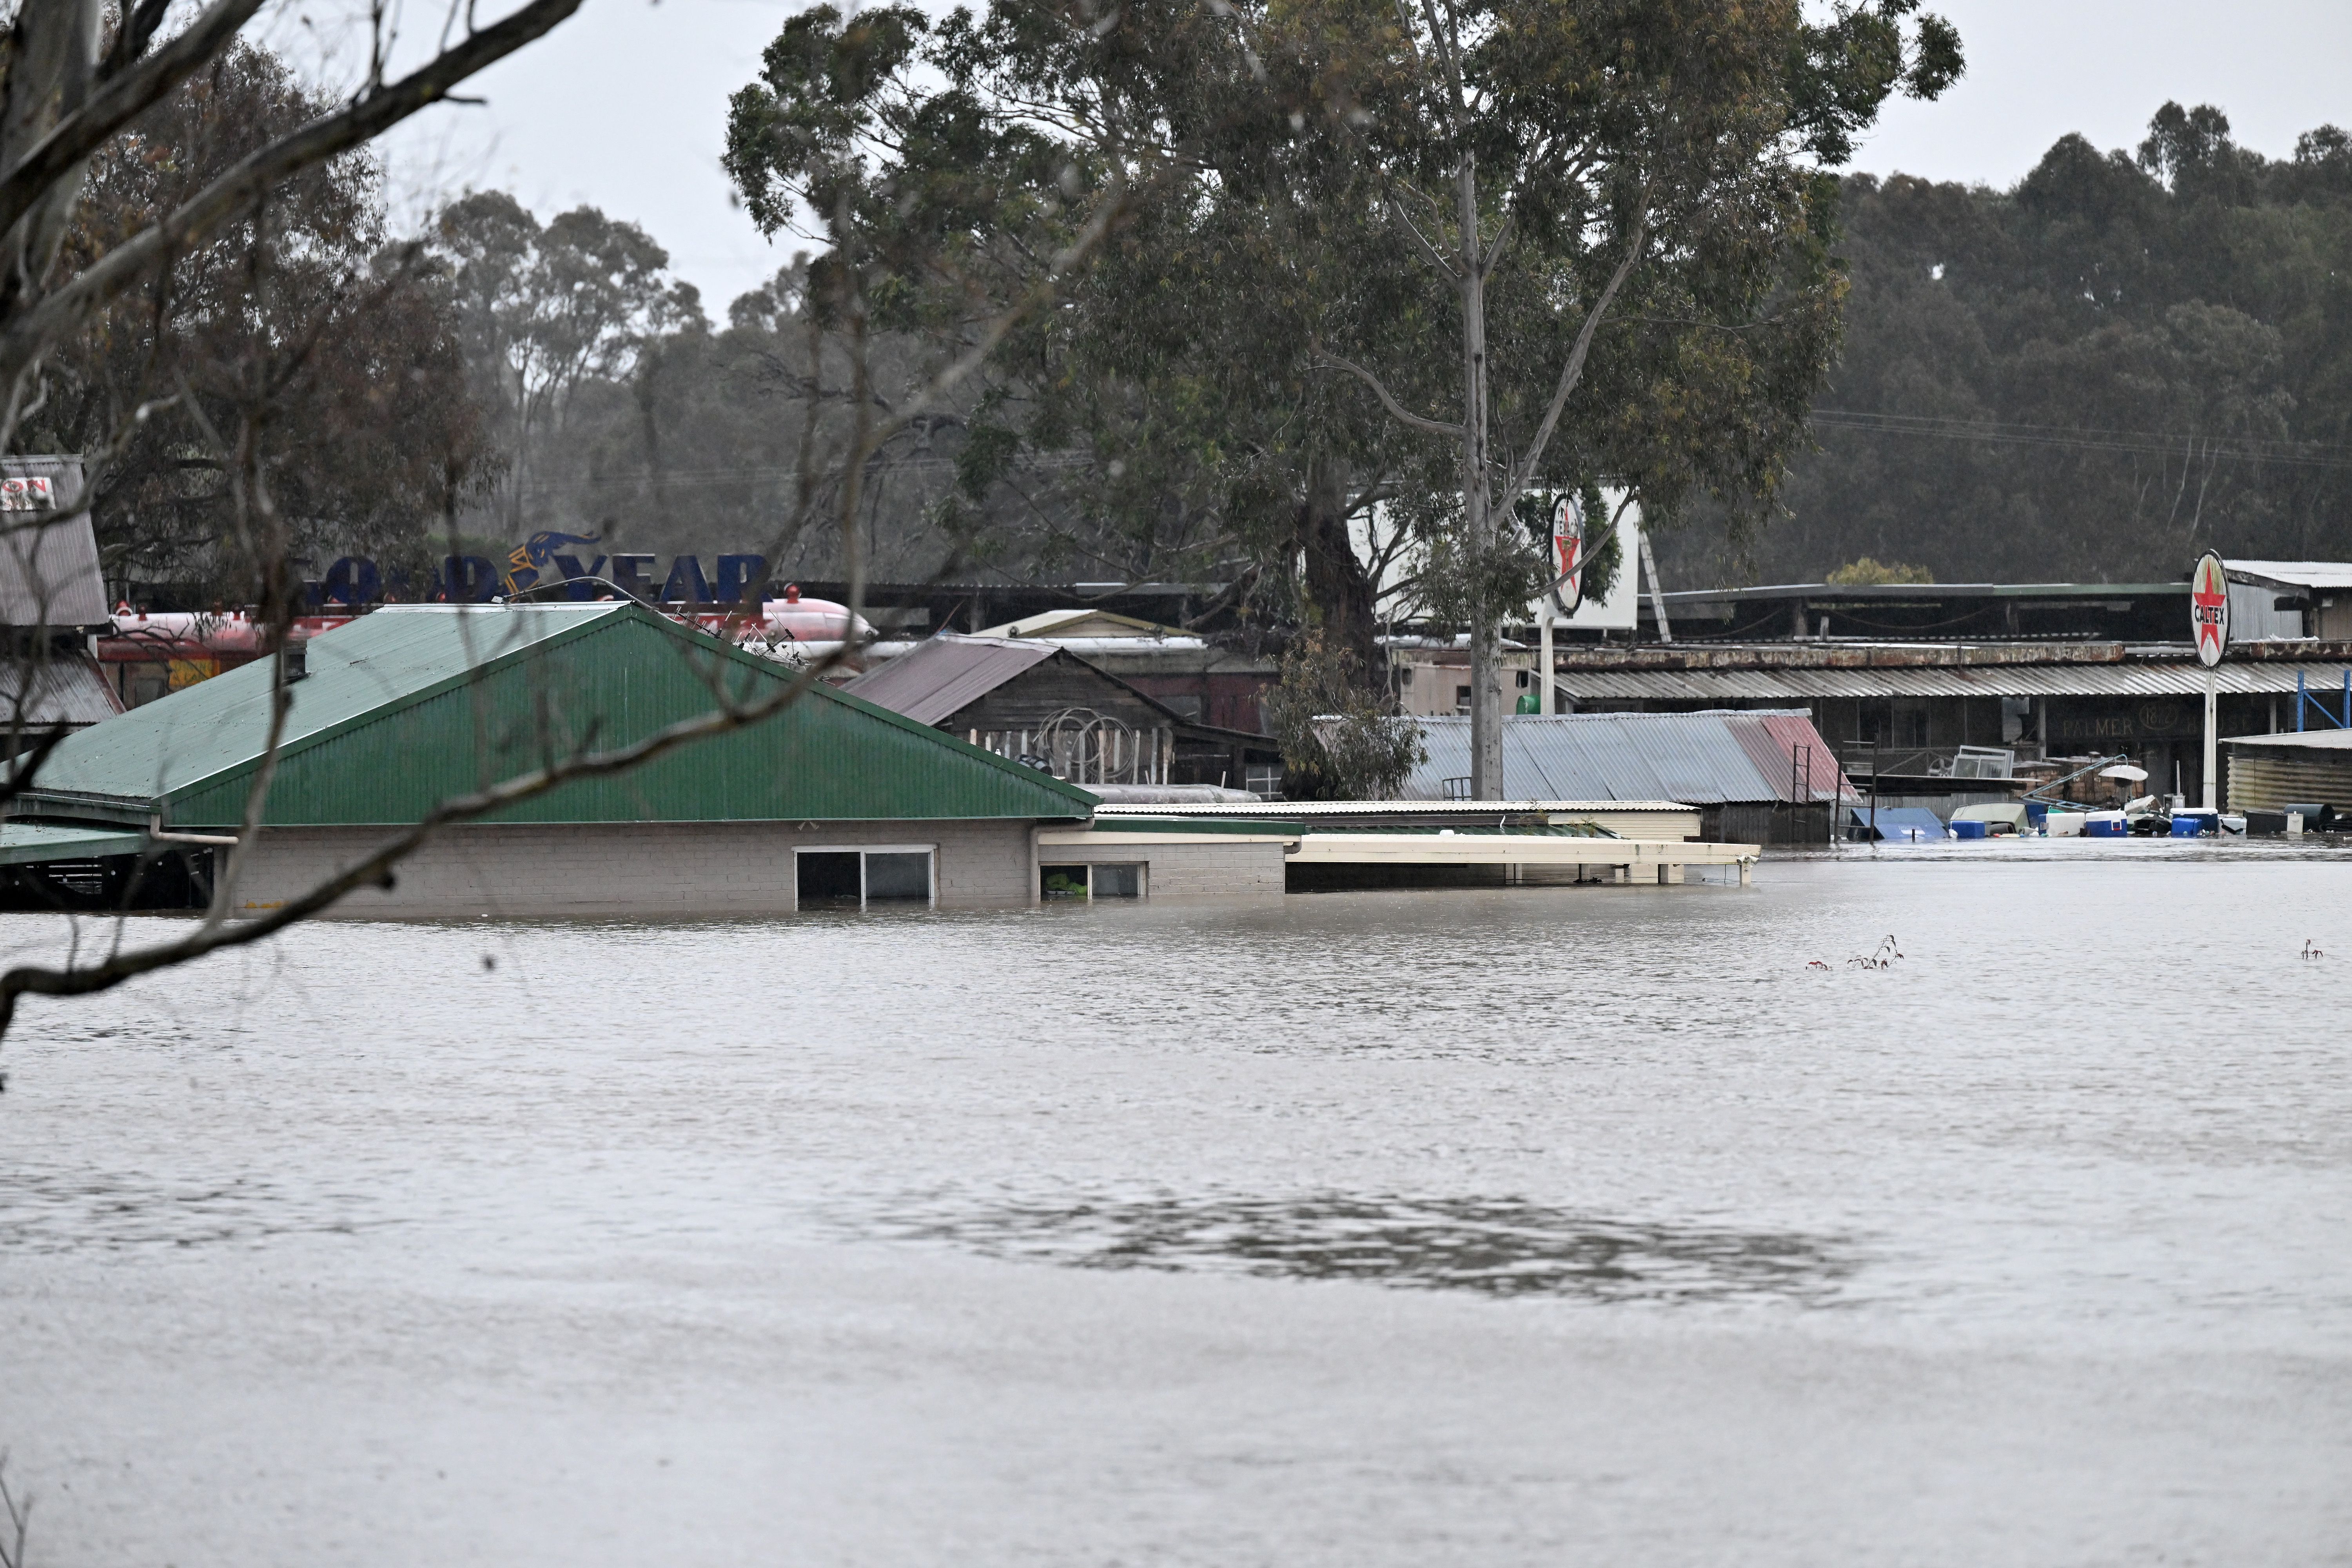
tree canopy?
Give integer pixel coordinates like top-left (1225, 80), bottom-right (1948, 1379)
top-left (1659, 102), bottom-right (2352, 585)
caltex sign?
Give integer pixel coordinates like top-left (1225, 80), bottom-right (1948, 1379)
top-left (2191, 551), bottom-right (2229, 668)
top-left (1550, 494), bottom-right (1584, 614)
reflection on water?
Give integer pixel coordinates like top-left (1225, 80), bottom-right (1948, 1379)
top-left (873, 1191), bottom-right (1853, 1304)
top-left (0, 1166), bottom-right (377, 1252)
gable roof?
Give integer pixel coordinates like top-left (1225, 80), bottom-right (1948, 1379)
top-left (841, 635), bottom-right (1060, 725)
top-left (21, 603), bottom-right (1098, 827)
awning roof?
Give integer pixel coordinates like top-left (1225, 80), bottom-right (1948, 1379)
top-left (2223, 728), bottom-right (2352, 751)
top-left (1558, 661), bottom-right (2352, 702)
top-left (0, 821), bottom-right (144, 864)
top-left (2225, 560), bottom-right (2352, 592)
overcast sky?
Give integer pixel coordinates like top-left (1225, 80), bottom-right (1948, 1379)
top-left (374, 0), bottom-right (2352, 316)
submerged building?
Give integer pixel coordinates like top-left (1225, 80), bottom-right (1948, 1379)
top-left (12, 602), bottom-right (1099, 916)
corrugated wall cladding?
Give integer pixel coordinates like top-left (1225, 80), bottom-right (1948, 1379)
top-left (2225, 753), bottom-right (2352, 811)
top-left (1404, 711), bottom-right (1856, 804)
top-left (37, 603), bottom-right (1094, 827)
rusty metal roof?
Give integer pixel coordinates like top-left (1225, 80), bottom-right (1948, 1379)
top-left (1406, 712), bottom-right (1856, 804)
top-left (839, 634), bottom-right (1059, 725)
top-left (3, 652), bottom-right (122, 727)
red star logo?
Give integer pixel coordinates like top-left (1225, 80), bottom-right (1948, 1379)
top-left (2192, 557), bottom-right (2227, 660)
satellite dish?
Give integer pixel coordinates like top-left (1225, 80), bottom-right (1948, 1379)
top-left (2099, 764), bottom-right (2149, 782)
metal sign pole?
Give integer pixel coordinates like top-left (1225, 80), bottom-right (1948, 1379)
top-left (1538, 603), bottom-right (1555, 716)
top-left (2192, 551), bottom-right (2229, 812)
top-left (2203, 667), bottom-right (2218, 810)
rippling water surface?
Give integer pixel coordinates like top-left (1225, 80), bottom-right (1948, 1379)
top-left (4, 853), bottom-right (2350, 1564)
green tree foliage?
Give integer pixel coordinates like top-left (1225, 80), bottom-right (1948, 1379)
top-left (428, 192), bottom-right (702, 535)
top-left (1825, 556), bottom-right (1932, 585)
top-left (1659, 103), bottom-right (2352, 585)
top-left (23, 44), bottom-right (488, 600)
top-left (1259, 625), bottom-right (1426, 800)
top-left (713, 0), bottom-right (1216, 587)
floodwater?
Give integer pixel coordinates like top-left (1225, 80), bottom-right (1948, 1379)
top-left (4, 851), bottom-right (2350, 1565)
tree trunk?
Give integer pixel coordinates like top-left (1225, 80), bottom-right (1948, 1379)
top-left (1296, 456), bottom-right (1380, 683)
top-left (1458, 153), bottom-right (1503, 799)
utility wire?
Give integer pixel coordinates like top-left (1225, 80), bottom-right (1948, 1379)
top-left (1811, 408), bottom-right (2352, 472)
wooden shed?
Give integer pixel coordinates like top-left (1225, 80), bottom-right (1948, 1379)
top-left (844, 634), bottom-right (1283, 794)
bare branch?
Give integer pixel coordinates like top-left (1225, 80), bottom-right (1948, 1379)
top-left (0, 0), bottom-right (586, 387)
top-left (0, 0), bottom-right (271, 250)
top-left (1318, 349), bottom-right (1464, 437)
top-left (1387, 197), bottom-right (1458, 282)
top-left (1478, 206), bottom-right (1514, 281)
top-left (1494, 215), bottom-right (1647, 518)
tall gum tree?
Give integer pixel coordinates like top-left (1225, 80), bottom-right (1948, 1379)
top-left (1302, 0), bottom-right (1960, 796)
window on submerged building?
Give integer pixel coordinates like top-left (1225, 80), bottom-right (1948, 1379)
top-left (796, 851), bottom-right (861, 904)
top-left (864, 852), bottom-right (932, 902)
top-left (797, 848), bottom-right (933, 908)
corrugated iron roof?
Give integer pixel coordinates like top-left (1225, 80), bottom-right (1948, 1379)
top-left (1093, 799), bottom-right (1697, 817)
top-left (0, 456), bottom-right (105, 627)
top-left (22, 603), bottom-right (1098, 827)
top-left (2224, 728), bottom-right (2352, 751)
top-left (0, 821), bottom-right (145, 864)
top-left (2, 652), bottom-right (123, 726)
top-left (1404, 712), bottom-right (1857, 804)
top-left (1555, 661), bottom-right (2352, 701)
top-left (840, 634), bottom-right (1059, 725)
top-left (2225, 560), bottom-right (2352, 591)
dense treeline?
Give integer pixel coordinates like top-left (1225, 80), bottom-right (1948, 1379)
top-left (1657, 103), bottom-right (2352, 587)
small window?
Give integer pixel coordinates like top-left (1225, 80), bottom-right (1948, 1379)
top-left (797, 847), bottom-right (934, 909)
top-left (1454, 685), bottom-right (1472, 713)
top-left (1244, 764), bottom-right (1283, 800)
top-left (864, 852), bottom-right (932, 902)
top-left (796, 851), bottom-right (862, 905)
top-left (1041, 863), bottom-right (1146, 900)
top-left (1515, 670), bottom-right (1531, 689)
top-left (1397, 666), bottom-right (1414, 687)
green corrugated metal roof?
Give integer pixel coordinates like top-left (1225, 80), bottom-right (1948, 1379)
top-left (24, 603), bottom-right (1098, 828)
top-left (0, 822), bottom-right (145, 864)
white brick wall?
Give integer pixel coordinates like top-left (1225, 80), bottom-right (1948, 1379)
top-left (230, 820), bottom-right (1040, 919)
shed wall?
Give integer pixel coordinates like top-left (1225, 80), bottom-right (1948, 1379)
top-left (2225, 752), bottom-right (2352, 812)
top-left (1034, 835), bottom-right (1287, 897)
top-left (230, 819), bottom-right (1039, 918)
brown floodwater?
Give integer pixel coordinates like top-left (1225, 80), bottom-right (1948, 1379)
top-left (3, 851), bottom-right (2349, 1564)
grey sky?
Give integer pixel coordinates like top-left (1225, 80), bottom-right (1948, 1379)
top-left (377, 0), bottom-right (2352, 316)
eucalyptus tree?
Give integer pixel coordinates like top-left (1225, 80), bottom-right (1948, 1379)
top-left (429, 192), bottom-right (701, 534)
top-left (1301, 0), bottom-right (1961, 796)
top-left (720, 0), bottom-right (1266, 606)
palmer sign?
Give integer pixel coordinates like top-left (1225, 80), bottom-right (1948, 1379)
top-left (314, 532), bottom-right (775, 606)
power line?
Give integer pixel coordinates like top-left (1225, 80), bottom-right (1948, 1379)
top-left (1810, 408), bottom-right (2352, 472)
